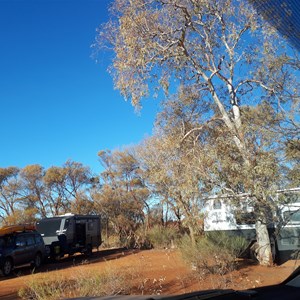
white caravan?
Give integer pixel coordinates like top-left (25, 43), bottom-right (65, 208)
top-left (203, 188), bottom-right (300, 262)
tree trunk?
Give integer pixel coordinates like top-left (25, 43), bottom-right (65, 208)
top-left (230, 95), bottom-right (274, 266)
top-left (255, 220), bottom-right (273, 266)
top-left (232, 104), bottom-right (242, 129)
top-left (188, 224), bottom-right (196, 246)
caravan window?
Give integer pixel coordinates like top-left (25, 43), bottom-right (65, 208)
top-left (88, 220), bottom-right (94, 231)
top-left (213, 199), bottom-right (222, 210)
top-left (36, 218), bottom-right (62, 237)
top-left (64, 218), bottom-right (71, 229)
top-left (283, 210), bottom-right (300, 223)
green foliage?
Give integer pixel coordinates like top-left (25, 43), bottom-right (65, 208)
top-left (179, 233), bottom-right (248, 276)
top-left (206, 232), bottom-right (248, 258)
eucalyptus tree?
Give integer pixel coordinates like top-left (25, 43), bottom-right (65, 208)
top-left (70, 191), bottom-right (96, 215)
top-left (20, 164), bottom-right (47, 218)
top-left (0, 167), bottom-right (22, 223)
top-left (97, 0), bottom-right (299, 265)
top-left (43, 160), bottom-right (92, 216)
top-left (136, 88), bottom-right (216, 243)
top-left (94, 149), bottom-right (149, 245)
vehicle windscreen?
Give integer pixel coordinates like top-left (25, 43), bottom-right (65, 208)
top-left (36, 219), bottom-right (62, 237)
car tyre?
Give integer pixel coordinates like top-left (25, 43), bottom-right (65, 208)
top-left (2, 258), bottom-right (13, 276)
top-left (33, 253), bottom-right (42, 269)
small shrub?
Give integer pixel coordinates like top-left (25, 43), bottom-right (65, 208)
top-left (179, 233), bottom-right (247, 276)
top-left (146, 225), bottom-right (180, 249)
top-left (132, 227), bottom-right (153, 249)
top-left (206, 231), bottom-right (248, 258)
top-left (101, 234), bottom-right (122, 248)
top-left (75, 265), bottom-right (129, 296)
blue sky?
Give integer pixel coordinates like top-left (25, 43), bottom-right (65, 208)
top-left (0, 0), bottom-right (159, 174)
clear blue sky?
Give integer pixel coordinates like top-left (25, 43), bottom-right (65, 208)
top-left (0, 0), bottom-right (159, 174)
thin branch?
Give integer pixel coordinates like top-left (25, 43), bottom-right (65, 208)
top-left (180, 117), bottom-right (223, 143)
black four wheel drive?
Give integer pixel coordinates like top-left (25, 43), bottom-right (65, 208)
top-left (0, 230), bottom-right (46, 276)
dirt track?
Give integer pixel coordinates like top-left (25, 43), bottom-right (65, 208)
top-left (0, 248), bottom-right (299, 300)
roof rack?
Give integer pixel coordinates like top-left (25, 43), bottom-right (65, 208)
top-left (0, 224), bottom-right (36, 236)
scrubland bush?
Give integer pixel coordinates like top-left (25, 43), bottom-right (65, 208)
top-left (101, 234), bottom-right (122, 248)
top-left (179, 233), bottom-right (248, 276)
top-left (130, 225), bottom-right (181, 249)
top-left (206, 232), bottom-right (248, 258)
top-left (101, 224), bottom-right (182, 250)
top-left (146, 225), bottom-right (180, 249)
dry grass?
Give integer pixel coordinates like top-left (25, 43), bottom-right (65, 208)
top-left (18, 262), bottom-right (131, 300)
top-left (18, 257), bottom-right (175, 300)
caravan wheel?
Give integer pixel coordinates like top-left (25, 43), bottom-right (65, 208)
top-left (84, 244), bottom-right (93, 257)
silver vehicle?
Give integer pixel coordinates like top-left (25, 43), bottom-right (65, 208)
top-left (36, 213), bottom-right (101, 260)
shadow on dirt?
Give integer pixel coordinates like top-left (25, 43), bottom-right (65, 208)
top-left (0, 247), bottom-right (140, 280)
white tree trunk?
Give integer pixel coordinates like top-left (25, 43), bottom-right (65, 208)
top-left (232, 104), bottom-right (242, 129)
top-left (255, 220), bottom-right (273, 266)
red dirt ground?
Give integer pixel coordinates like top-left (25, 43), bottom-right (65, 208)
top-left (0, 248), bottom-right (299, 299)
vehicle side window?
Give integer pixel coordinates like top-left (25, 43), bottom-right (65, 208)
top-left (0, 236), bottom-right (14, 247)
top-left (26, 235), bottom-right (35, 246)
top-left (34, 234), bottom-right (43, 244)
top-left (15, 236), bottom-right (26, 247)
top-left (6, 236), bottom-right (14, 247)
